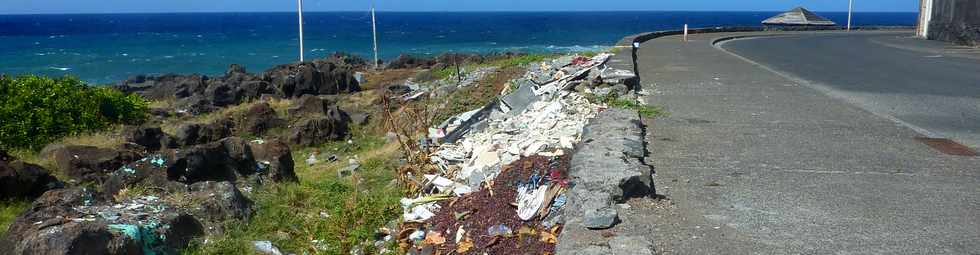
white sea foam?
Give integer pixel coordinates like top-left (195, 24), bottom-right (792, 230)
top-left (544, 45), bottom-right (610, 52)
top-left (49, 67), bottom-right (71, 71)
top-left (497, 44), bottom-right (610, 53)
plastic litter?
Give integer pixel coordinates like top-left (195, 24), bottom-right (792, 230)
top-left (409, 230), bottom-right (426, 241)
top-left (424, 174), bottom-right (474, 196)
top-left (305, 153), bottom-right (318, 166)
top-left (400, 194), bottom-right (452, 222)
top-left (455, 225), bottom-right (466, 243)
top-left (516, 184), bottom-right (550, 221)
top-left (252, 240), bottom-right (284, 255)
top-left (354, 72), bottom-right (365, 84)
top-left (550, 193), bottom-right (567, 209)
top-left (486, 224), bottom-right (513, 237)
top-left (120, 166), bottom-right (136, 175)
top-left (256, 161), bottom-right (270, 172)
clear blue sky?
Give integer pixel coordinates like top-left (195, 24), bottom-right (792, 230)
top-left (1, 0), bottom-right (919, 14)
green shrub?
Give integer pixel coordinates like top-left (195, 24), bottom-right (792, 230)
top-left (0, 75), bottom-right (148, 150)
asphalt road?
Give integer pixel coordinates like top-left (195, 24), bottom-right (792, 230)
top-left (633, 31), bottom-right (980, 255)
top-left (720, 32), bottom-right (980, 149)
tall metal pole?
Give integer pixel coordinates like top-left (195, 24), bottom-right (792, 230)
top-left (847, 0), bottom-right (854, 31)
top-left (372, 6), bottom-right (379, 69)
top-left (683, 24), bottom-right (688, 42)
top-left (297, 0), bottom-right (305, 62)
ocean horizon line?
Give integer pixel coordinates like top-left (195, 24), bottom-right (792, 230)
top-left (0, 11), bottom-right (917, 84)
top-left (1, 10), bottom-right (919, 16)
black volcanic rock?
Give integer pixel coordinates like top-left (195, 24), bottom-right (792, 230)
top-left (386, 54), bottom-right (437, 69)
top-left (327, 51), bottom-right (369, 70)
top-left (48, 145), bottom-right (141, 183)
top-left (174, 118), bottom-right (234, 147)
top-left (122, 126), bottom-right (177, 151)
top-left (114, 55), bottom-right (362, 115)
top-left (235, 102), bottom-right (286, 136)
top-left (0, 151), bottom-right (63, 200)
top-left (262, 60), bottom-right (360, 98)
top-left (250, 139), bottom-right (298, 183)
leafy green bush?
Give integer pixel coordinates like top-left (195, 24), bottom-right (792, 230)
top-left (0, 75), bottom-right (148, 150)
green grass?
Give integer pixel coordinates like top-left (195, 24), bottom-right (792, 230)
top-left (579, 51), bottom-right (601, 58)
top-left (588, 93), bottom-right (667, 118)
top-left (1, 200), bottom-right (31, 236)
top-left (430, 67), bottom-right (520, 125)
top-left (431, 67), bottom-right (458, 81)
top-left (609, 98), bottom-right (667, 118)
top-left (483, 53), bottom-right (553, 68)
top-left (183, 128), bottom-right (401, 255)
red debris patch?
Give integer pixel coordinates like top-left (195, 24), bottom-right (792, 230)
top-left (421, 155), bottom-right (569, 254)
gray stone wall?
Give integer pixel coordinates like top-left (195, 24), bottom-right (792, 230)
top-left (929, 0), bottom-right (980, 46)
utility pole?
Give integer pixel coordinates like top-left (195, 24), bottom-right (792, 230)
top-left (372, 6), bottom-right (379, 69)
top-left (297, 0), bottom-right (305, 62)
top-left (683, 24), bottom-right (688, 42)
top-left (847, 0), bottom-right (854, 31)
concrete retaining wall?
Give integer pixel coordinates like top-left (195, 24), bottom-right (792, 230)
top-left (927, 0), bottom-right (980, 46)
top-left (556, 108), bottom-right (655, 255)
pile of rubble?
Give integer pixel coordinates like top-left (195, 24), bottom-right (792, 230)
top-left (396, 52), bottom-right (641, 253)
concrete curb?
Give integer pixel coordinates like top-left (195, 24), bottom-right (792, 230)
top-left (556, 108), bottom-right (655, 255)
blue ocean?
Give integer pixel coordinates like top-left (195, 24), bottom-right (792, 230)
top-left (0, 12), bottom-right (917, 84)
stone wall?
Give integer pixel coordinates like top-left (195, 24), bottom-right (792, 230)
top-left (928, 0), bottom-right (980, 46)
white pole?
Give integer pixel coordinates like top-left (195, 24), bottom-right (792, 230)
top-left (297, 0), bottom-right (305, 62)
top-left (847, 0), bottom-right (853, 31)
top-left (372, 6), bottom-right (379, 69)
top-left (683, 24), bottom-right (688, 41)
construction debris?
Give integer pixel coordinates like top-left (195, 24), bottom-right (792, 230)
top-left (397, 52), bottom-right (640, 254)
top-left (409, 53), bottom-right (614, 220)
top-left (388, 66), bottom-right (499, 102)
top-left (421, 156), bottom-right (570, 254)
